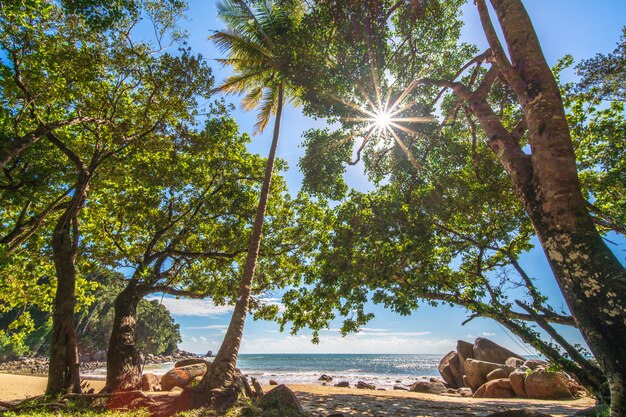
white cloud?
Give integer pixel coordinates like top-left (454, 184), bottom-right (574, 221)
top-left (145, 296), bottom-right (232, 317)
top-left (185, 325), bottom-right (229, 330)
top-left (481, 332), bottom-right (496, 337)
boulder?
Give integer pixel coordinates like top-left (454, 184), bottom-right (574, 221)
top-left (448, 352), bottom-right (464, 388)
top-left (318, 374), bottom-right (333, 382)
top-left (160, 363), bottom-right (208, 391)
top-left (523, 359), bottom-right (547, 370)
top-left (456, 340), bottom-right (474, 386)
top-left (259, 384), bottom-right (303, 414)
top-left (457, 387), bottom-right (473, 397)
top-left (393, 385), bottom-right (409, 391)
top-left (485, 411), bottom-right (553, 417)
top-left (524, 369), bottom-right (573, 399)
top-left (410, 380), bottom-right (447, 395)
top-left (464, 359), bottom-right (515, 391)
top-left (356, 381), bottom-right (376, 390)
top-left (269, 379), bottom-right (279, 386)
top-left (334, 381), bottom-right (349, 388)
top-left (141, 373), bottom-right (161, 392)
top-left (473, 338), bottom-right (524, 365)
top-left (473, 378), bottom-right (515, 399)
top-left (486, 368), bottom-right (509, 381)
top-left (174, 358), bottom-right (211, 368)
top-left (505, 357), bottom-right (525, 368)
top-left (509, 370), bottom-right (527, 398)
top-left (438, 351), bottom-right (458, 388)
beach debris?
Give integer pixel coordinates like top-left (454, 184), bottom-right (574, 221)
top-left (259, 384), bottom-right (304, 414)
top-left (334, 381), bottom-right (350, 388)
top-left (141, 373), bottom-right (161, 391)
top-left (318, 374), bottom-right (333, 382)
top-left (356, 381), bottom-right (376, 390)
top-left (251, 377), bottom-right (265, 397)
top-left (410, 380), bottom-right (447, 394)
top-left (269, 379), bottom-right (279, 385)
top-left (160, 363), bottom-right (208, 391)
top-left (473, 378), bottom-right (515, 398)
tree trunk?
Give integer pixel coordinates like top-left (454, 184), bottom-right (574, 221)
top-left (470, 1), bottom-right (626, 413)
top-left (194, 84), bottom-right (285, 404)
top-left (46, 174), bottom-right (89, 396)
top-left (105, 283), bottom-right (144, 392)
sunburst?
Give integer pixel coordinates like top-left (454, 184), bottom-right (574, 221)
top-left (336, 77), bottom-right (435, 171)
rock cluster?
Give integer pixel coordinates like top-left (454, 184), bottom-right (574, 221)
top-left (0, 357), bottom-right (105, 375)
top-left (438, 337), bottom-right (584, 400)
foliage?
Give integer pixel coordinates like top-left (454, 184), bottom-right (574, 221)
top-left (576, 27), bottom-right (626, 102)
top-left (0, 268), bottom-right (183, 359)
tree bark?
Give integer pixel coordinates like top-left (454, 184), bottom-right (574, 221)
top-left (105, 283), bottom-right (144, 392)
top-left (194, 84), bottom-right (285, 405)
top-left (467, 1), bottom-right (626, 413)
top-left (46, 173), bottom-right (89, 396)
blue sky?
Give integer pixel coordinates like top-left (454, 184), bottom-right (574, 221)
top-left (146, 1), bottom-right (626, 355)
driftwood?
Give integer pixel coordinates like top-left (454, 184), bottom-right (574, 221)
top-left (251, 377), bottom-right (264, 398)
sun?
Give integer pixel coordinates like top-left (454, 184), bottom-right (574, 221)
top-left (374, 111), bottom-right (392, 129)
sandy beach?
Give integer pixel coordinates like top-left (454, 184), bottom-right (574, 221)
top-left (0, 373), bottom-right (594, 416)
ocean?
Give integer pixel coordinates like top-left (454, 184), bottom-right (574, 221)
top-left (134, 353), bottom-right (443, 388)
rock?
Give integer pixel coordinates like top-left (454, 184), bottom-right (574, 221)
top-left (505, 357), bottom-right (525, 368)
top-left (524, 369), bottom-right (573, 399)
top-left (473, 338), bottom-right (524, 365)
top-left (259, 384), bottom-right (303, 413)
top-left (509, 370), bottom-right (527, 398)
top-left (523, 359), bottom-right (547, 370)
top-left (160, 363), bottom-right (208, 391)
top-left (484, 411), bottom-right (553, 417)
top-left (448, 352), bottom-right (464, 388)
top-left (410, 380), bottom-right (447, 395)
top-left (456, 340), bottom-right (474, 387)
top-left (334, 381), bottom-right (349, 388)
top-left (457, 387), bottom-right (473, 397)
top-left (464, 359), bottom-right (515, 391)
top-left (318, 374), bottom-right (333, 382)
top-left (356, 381), bottom-right (376, 390)
top-left (438, 351), bottom-right (458, 388)
top-left (141, 373), bottom-right (161, 391)
top-left (473, 378), bottom-right (514, 399)
top-left (395, 379), bottom-right (402, 383)
top-left (393, 385), bottom-right (408, 391)
top-left (376, 388), bottom-right (386, 391)
top-left (269, 379), bottom-right (279, 386)
top-left (174, 358), bottom-right (211, 368)
top-left (326, 414), bottom-right (346, 417)
top-left (487, 368), bottom-right (509, 381)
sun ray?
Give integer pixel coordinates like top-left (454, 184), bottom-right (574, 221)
top-left (386, 126), bottom-right (422, 171)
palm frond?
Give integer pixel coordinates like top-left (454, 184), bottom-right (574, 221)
top-left (254, 84), bottom-right (279, 134)
top-left (211, 30), bottom-right (273, 63)
top-left (242, 85), bottom-right (264, 111)
top-left (218, 69), bottom-right (267, 94)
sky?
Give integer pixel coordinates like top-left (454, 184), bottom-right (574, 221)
top-left (141, 1), bottom-right (626, 355)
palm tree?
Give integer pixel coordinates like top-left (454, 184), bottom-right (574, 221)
top-left (198, 0), bottom-right (302, 394)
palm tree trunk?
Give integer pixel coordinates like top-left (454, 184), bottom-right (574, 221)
top-left (196, 84), bottom-right (284, 400)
